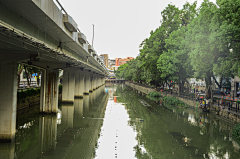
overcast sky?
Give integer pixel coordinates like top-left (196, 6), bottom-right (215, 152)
top-left (60, 0), bottom-right (215, 59)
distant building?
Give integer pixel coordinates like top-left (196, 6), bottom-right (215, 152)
top-left (111, 66), bottom-right (119, 71)
top-left (100, 54), bottom-right (108, 68)
top-left (108, 59), bottom-right (116, 70)
top-left (115, 57), bottom-right (134, 66)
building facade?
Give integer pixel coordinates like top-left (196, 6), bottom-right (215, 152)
top-left (100, 54), bottom-right (108, 68)
top-left (115, 57), bottom-right (134, 66)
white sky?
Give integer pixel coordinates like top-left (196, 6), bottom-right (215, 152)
top-left (60, 0), bottom-right (216, 59)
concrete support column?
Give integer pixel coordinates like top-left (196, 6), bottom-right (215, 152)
top-left (96, 76), bottom-right (99, 88)
top-left (40, 69), bottom-right (59, 113)
top-left (62, 68), bottom-right (75, 103)
top-left (84, 71), bottom-right (90, 95)
top-left (75, 69), bottom-right (84, 98)
top-left (0, 63), bottom-right (17, 142)
top-left (95, 75), bottom-right (98, 88)
top-left (101, 76), bottom-right (103, 85)
top-left (94, 75), bottom-right (97, 89)
top-left (101, 76), bottom-right (104, 85)
top-left (98, 75), bottom-right (101, 88)
top-left (89, 73), bottom-right (93, 92)
top-left (92, 75), bottom-right (95, 90)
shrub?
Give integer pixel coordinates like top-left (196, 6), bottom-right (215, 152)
top-left (232, 123), bottom-right (240, 140)
top-left (17, 88), bottom-right (40, 103)
top-left (163, 96), bottom-right (185, 106)
top-left (148, 91), bottom-right (161, 97)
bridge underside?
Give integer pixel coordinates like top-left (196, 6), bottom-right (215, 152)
top-left (0, 25), bottom-right (100, 71)
top-left (0, 0), bottom-right (107, 142)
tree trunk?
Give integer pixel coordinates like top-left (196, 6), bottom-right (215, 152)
top-left (205, 71), bottom-right (212, 98)
top-left (24, 65), bottom-right (30, 88)
top-left (213, 75), bottom-right (223, 89)
top-left (36, 72), bottom-right (40, 87)
top-left (178, 77), bottom-right (180, 96)
top-left (17, 64), bottom-right (24, 88)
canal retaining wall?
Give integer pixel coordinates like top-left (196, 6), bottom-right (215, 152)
top-left (125, 82), bottom-right (155, 94)
top-left (125, 82), bottom-right (240, 123)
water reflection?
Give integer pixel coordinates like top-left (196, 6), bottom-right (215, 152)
top-left (1, 86), bottom-right (107, 159)
top-left (38, 115), bottom-right (57, 152)
top-left (95, 84), bottom-right (137, 159)
top-left (2, 84), bottom-right (240, 158)
top-left (0, 143), bottom-right (14, 159)
top-left (61, 103), bottom-right (74, 129)
top-left (113, 84), bottom-right (240, 159)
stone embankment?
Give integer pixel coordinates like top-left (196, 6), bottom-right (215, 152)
top-left (125, 82), bottom-right (155, 94)
top-left (125, 82), bottom-right (240, 123)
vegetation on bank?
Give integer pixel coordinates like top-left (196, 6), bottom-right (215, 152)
top-left (148, 91), bottom-right (162, 97)
top-left (233, 123), bottom-right (240, 141)
top-left (115, 0), bottom-right (239, 95)
top-left (163, 96), bottom-right (189, 108)
top-left (17, 85), bottom-right (63, 103)
top-left (17, 88), bottom-right (40, 103)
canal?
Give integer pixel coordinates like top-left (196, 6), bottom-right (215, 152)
top-left (1, 84), bottom-right (240, 159)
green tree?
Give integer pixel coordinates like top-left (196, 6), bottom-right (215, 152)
top-left (212, 0), bottom-right (240, 79)
top-left (139, 4), bottom-right (181, 88)
top-left (187, 0), bottom-right (218, 91)
top-left (157, 2), bottom-right (197, 93)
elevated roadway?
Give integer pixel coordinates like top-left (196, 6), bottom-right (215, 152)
top-left (0, 0), bottom-right (108, 142)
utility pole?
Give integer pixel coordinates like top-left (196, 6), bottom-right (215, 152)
top-left (92, 24), bottom-right (94, 47)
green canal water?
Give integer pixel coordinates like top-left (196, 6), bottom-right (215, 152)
top-left (1, 84), bottom-right (240, 159)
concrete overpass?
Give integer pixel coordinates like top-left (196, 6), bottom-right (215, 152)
top-left (0, 0), bottom-right (108, 142)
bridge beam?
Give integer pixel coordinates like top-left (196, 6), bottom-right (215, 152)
top-left (40, 69), bottom-right (59, 114)
top-left (74, 70), bottom-right (84, 98)
top-left (0, 62), bottom-right (17, 142)
top-left (62, 68), bottom-right (75, 104)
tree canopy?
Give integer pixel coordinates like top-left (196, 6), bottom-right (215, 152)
top-left (115, 0), bottom-right (240, 91)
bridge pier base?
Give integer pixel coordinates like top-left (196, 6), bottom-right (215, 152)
top-left (0, 63), bottom-right (17, 142)
top-left (62, 68), bottom-right (75, 104)
top-left (40, 69), bottom-right (59, 114)
top-left (74, 70), bottom-right (84, 98)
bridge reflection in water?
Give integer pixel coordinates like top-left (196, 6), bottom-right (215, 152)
top-left (0, 85), bottom-right (107, 159)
